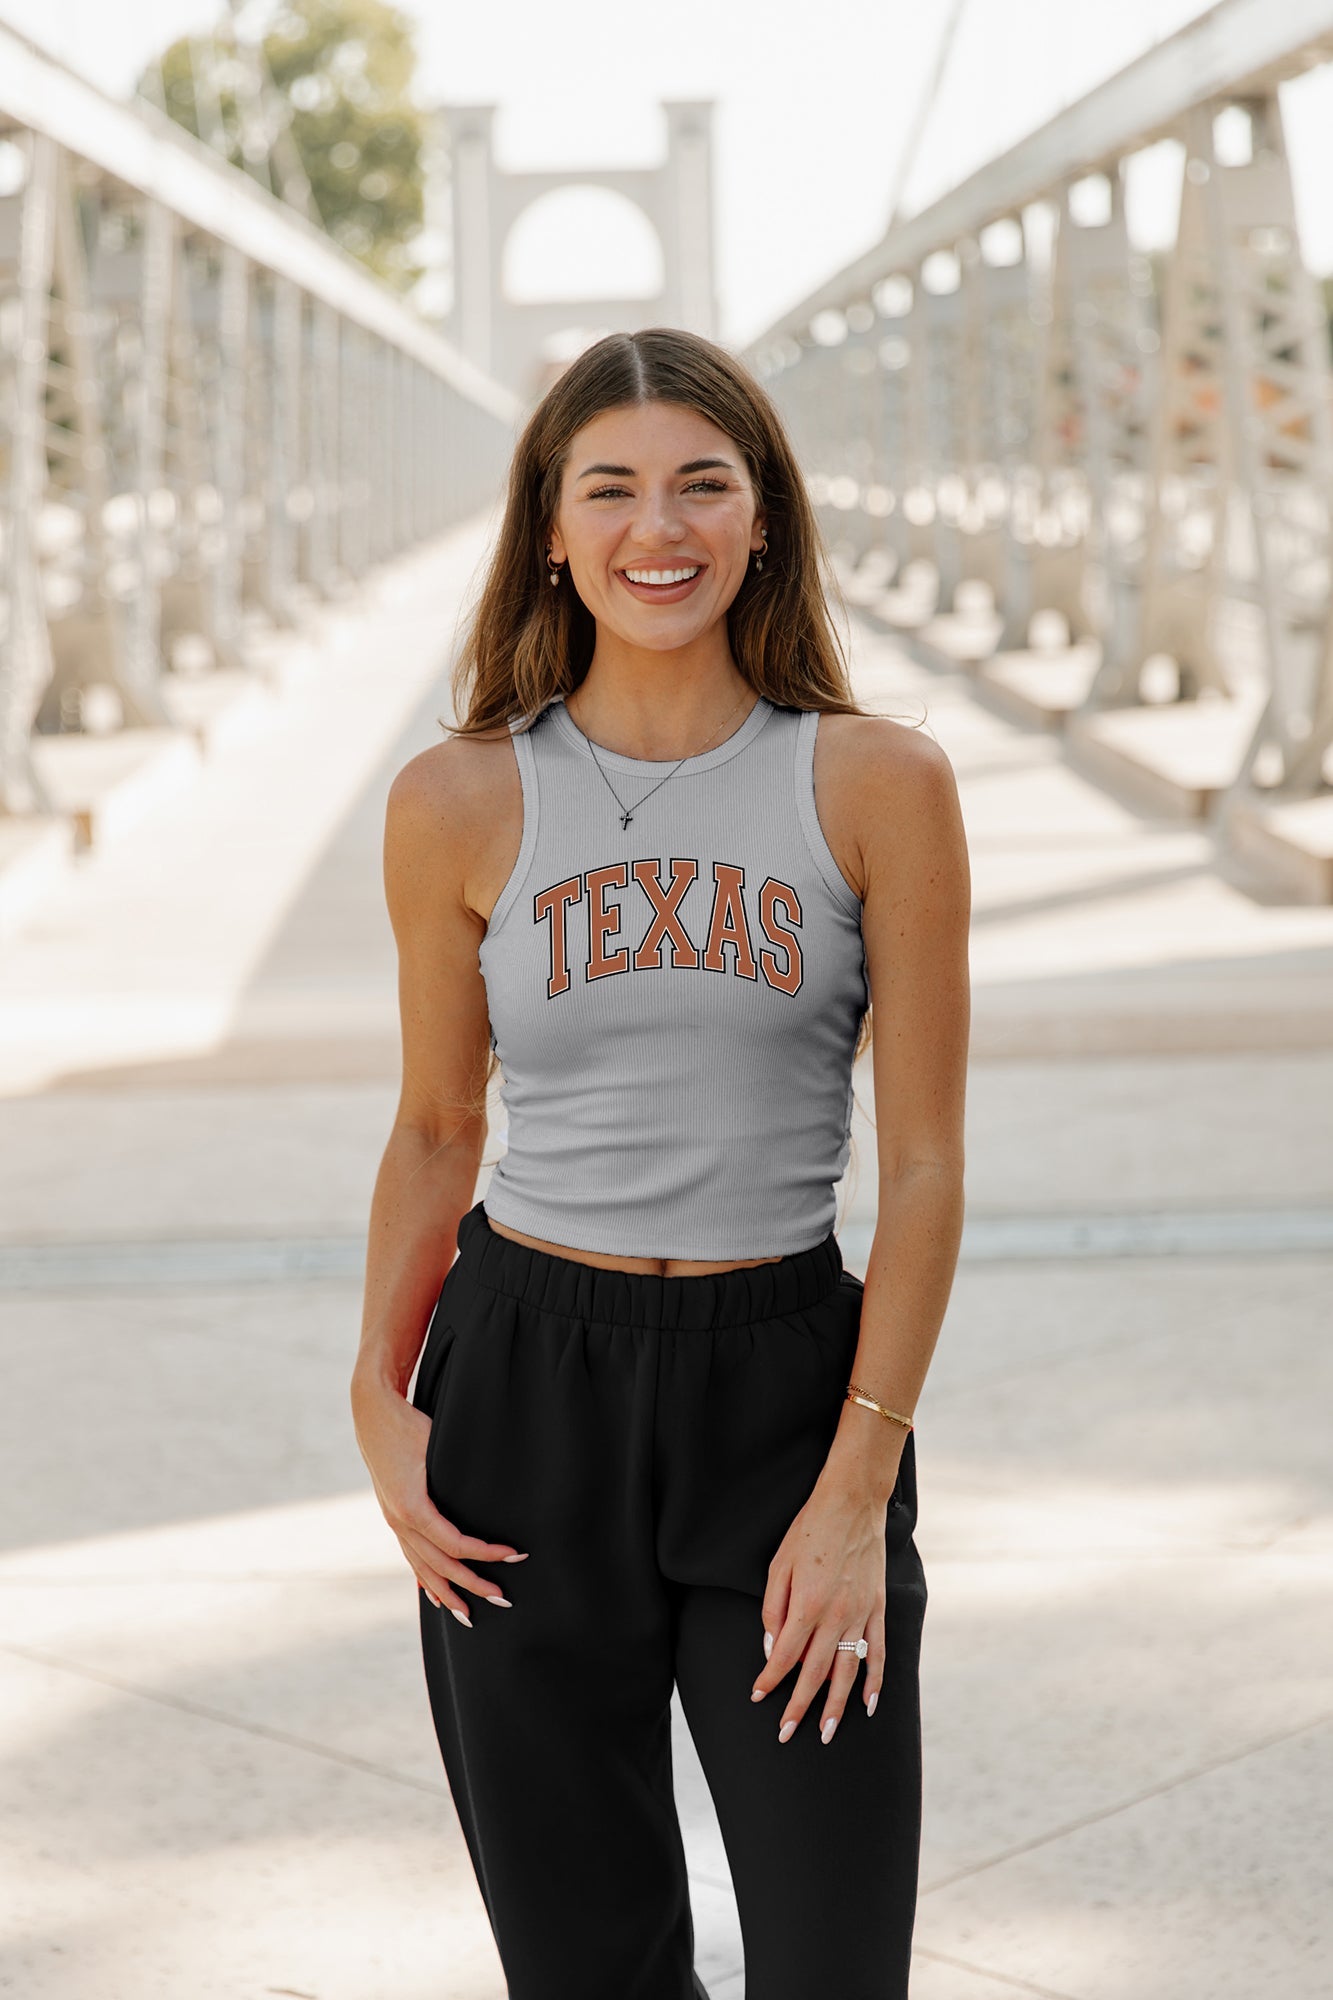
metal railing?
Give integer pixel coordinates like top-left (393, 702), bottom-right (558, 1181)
top-left (744, 0), bottom-right (1333, 861)
top-left (0, 22), bottom-right (520, 817)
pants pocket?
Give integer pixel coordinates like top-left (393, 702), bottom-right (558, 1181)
top-left (410, 1244), bottom-right (479, 1416)
top-left (411, 1301), bottom-right (458, 1420)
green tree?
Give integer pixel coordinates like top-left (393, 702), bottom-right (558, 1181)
top-left (142, 0), bottom-right (426, 292)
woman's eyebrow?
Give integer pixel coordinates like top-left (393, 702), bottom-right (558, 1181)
top-left (575, 457), bottom-right (737, 479)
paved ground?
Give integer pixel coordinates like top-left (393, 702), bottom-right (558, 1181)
top-left (2, 511), bottom-right (1331, 1999)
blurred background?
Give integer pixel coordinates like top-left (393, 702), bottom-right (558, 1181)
top-left (1, 3), bottom-right (1331, 1996)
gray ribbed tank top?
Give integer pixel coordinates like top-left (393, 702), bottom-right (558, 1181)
top-left (478, 691), bottom-right (869, 1259)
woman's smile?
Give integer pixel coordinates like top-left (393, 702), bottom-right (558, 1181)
top-left (616, 562), bottom-right (708, 604)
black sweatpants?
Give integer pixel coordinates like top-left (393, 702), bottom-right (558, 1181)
top-left (412, 1199), bottom-right (928, 2000)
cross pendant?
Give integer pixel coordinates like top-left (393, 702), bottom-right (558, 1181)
top-left (620, 810), bottom-right (634, 829)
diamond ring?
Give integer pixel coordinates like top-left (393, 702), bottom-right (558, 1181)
top-left (836, 1638), bottom-right (869, 1658)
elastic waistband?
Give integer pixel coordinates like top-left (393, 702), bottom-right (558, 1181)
top-left (455, 1200), bottom-right (844, 1329)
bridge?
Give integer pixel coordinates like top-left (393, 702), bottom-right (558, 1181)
top-left (6, 3), bottom-right (1333, 904)
top-left (0, 17), bottom-right (518, 926)
top-left (747, 0), bottom-right (1333, 900)
top-left (2, 7), bottom-right (1331, 2000)
top-left (436, 96), bottom-right (718, 400)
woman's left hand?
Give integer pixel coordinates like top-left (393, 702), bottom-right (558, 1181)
top-left (749, 1473), bottom-right (890, 1743)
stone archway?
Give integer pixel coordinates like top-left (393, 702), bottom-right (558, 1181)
top-left (437, 100), bottom-right (718, 404)
top-left (501, 185), bottom-right (665, 305)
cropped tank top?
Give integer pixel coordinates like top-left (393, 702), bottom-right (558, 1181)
top-left (477, 691), bottom-right (870, 1259)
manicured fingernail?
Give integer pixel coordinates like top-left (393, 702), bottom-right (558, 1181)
top-left (486, 1594), bottom-right (512, 1608)
top-left (777, 1718), bottom-right (796, 1743)
top-left (450, 1607), bottom-right (472, 1628)
top-left (763, 1630), bottom-right (773, 1659)
top-left (821, 1716), bottom-right (838, 1744)
top-left (751, 1686), bottom-right (766, 1702)
top-left (867, 1690), bottom-right (878, 1718)
top-left (502, 1552), bottom-right (529, 1563)
top-left (425, 1590), bottom-right (440, 1608)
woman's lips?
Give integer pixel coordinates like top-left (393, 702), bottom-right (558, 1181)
top-left (617, 566), bottom-right (707, 604)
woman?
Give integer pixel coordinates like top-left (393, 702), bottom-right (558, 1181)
top-left (351, 327), bottom-right (970, 2000)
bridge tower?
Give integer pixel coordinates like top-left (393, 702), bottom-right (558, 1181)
top-left (438, 101), bottom-right (718, 403)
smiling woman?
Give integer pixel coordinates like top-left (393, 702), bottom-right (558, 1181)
top-left (350, 327), bottom-right (970, 2000)
top-left (548, 421), bottom-right (753, 633)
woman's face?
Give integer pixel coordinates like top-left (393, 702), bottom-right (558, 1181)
top-left (548, 400), bottom-right (767, 654)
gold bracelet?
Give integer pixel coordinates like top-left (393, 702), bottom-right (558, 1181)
top-left (845, 1381), bottom-right (914, 1431)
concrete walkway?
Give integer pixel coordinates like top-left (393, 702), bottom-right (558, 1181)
top-left (1, 512), bottom-right (1331, 1998)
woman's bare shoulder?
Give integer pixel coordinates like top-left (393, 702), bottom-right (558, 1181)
top-left (812, 709), bottom-right (962, 898)
top-left (384, 725), bottom-right (522, 925)
top-left (815, 707), bottom-right (954, 787)
top-left (808, 704), bottom-right (956, 836)
top-left (387, 724), bottom-right (519, 838)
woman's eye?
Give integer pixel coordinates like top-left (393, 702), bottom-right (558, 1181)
top-left (586, 479), bottom-right (729, 500)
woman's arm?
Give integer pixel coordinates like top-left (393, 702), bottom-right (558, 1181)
top-left (748, 717), bottom-right (971, 1740)
top-left (820, 720), bottom-right (970, 1499)
top-left (350, 738), bottom-right (529, 1622)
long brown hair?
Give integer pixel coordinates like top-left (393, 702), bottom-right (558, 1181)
top-left (444, 326), bottom-right (901, 1201)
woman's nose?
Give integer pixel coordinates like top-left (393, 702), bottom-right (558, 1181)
top-left (629, 492), bottom-right (687, 541)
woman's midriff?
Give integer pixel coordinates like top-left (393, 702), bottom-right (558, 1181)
top-left (483, 1213), bottom-right (787, 1279)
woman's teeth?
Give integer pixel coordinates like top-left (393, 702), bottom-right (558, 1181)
top-left (623, 566), bottom-right (700, 585)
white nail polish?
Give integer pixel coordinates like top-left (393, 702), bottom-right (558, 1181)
top-left (487, 1595), bottom-right (512, 1608)
top-left (450, 1606), bottom-right (472, 1628)
top-left (763, 1629), bottom-right (773, 1659)
top-left (777, 1718), bottom-right (796, 1743)
top-left (821, 1717), bottom-right (837, 1744)
top-left (867, 1690), bottom-right (878, 1718)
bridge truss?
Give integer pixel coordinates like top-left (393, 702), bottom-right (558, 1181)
top-left (0, 23), bottom-right (519, 818)
top-left (746, 0), bottom-right (1333, 885)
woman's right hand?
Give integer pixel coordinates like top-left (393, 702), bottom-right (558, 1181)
top-left (351, 1373), bottom-right (529, 1625)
